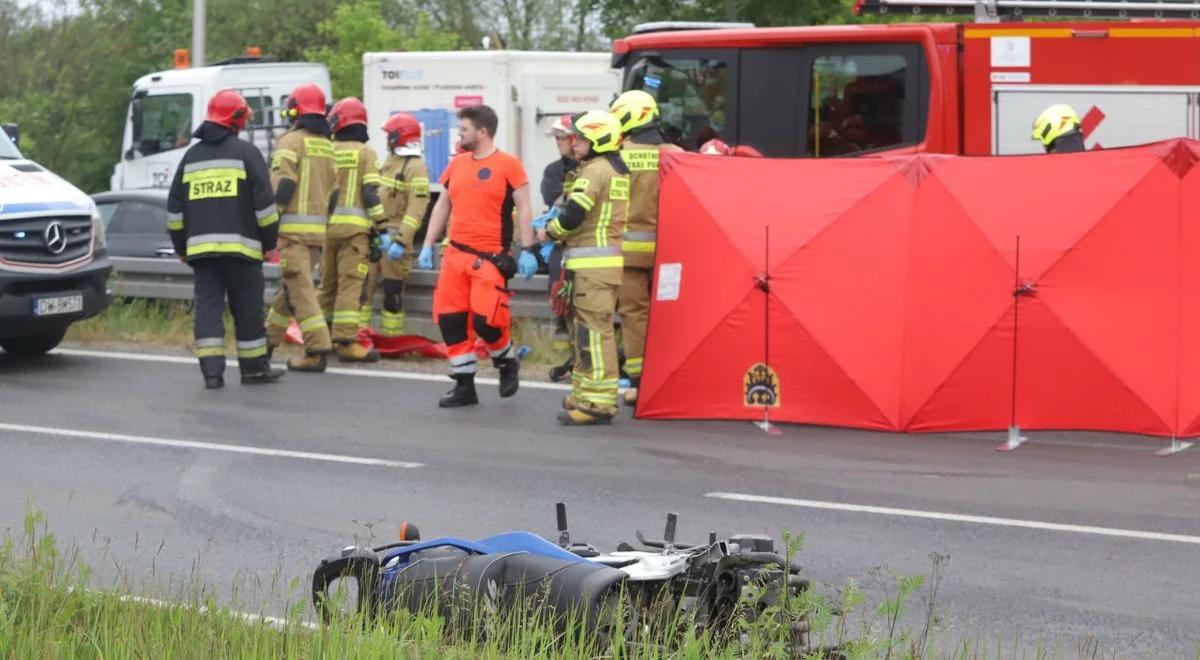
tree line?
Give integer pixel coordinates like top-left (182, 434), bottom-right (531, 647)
top-left (1, 0), bottom-right (870, 193)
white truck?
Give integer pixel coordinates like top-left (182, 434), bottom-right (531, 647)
top-left (362, 51), bottom-right (620, 199)
top-left (110, 58), bottom-right (331, 191)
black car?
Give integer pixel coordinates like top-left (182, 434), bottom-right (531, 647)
top-left (91, 189), bottom-right (175, 259)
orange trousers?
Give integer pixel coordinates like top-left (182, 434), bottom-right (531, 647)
top-left (432, 244), bottom-right (513, 374)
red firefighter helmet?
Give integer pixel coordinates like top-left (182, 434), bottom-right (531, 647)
top-left (699, 138), bottom-right (732, 156)
top-left (546, 113), bottom-right (574, 137)
top-left (382, 112), bottom-right (421, 148)
top-left (328, 97), bottom-right (368, 133)
top-left (205, 89), bottom-right (251, 132)
top-left (731, 144), bottom-right (764, 157)
top-left (284, 83), bottom-right (326, 119)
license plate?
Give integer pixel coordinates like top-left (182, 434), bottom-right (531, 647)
top-left (34, 295), bottom-right (83, 316)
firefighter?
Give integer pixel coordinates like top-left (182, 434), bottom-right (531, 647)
top-left (166, 89), bottom-right (283, 389)
top-left (541, 114), bottom-right (578, 209)
top-left (361, 112), bottom-right (431, 338)
top-left (537, 110), bottom-right (630, 425)
top-left (538, 114), bottom-right (578, 382)
top-left (1033, 104), bottom-right (1086, 154)
top-left (264, 83), bottom-right (339, 372)
top-left (315, 97), bottom-right (382, 362)
top-left (609, 90), bottom-right (683, 407)
top-left (699, 138), bottom-right (732, 155)
top-left (700, 138), bottom-right (765, 157)
top-left (418, 104), bottom-right (537, 408)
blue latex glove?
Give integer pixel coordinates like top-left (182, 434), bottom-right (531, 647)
top-left (418, 245), bottom-right (433, 270)
top-left (387, 241), bottom-right (406, 260)
top-left (532, 207), bottom-right (560, 231)
top-left (538, 242), bottom-right (555, 264)
top-left (517, 249), bottom-right (538, 280)
top-left (378, 232), bottom-right (393, 250)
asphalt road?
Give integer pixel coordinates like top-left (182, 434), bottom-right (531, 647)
top-left (1, 346), bottom-right (1199, 655)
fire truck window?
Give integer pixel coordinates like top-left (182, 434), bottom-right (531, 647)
top-left (807, 54), bottom-right (907, 157)
top-left (630, 56), bottom-right (730, 151)
top-left (132, 93), bottom-right (194, 156)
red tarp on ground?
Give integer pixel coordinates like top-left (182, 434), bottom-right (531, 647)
top-left (638, 139), bottom-right (1200, 438)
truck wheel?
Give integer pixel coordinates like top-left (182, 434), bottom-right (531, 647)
top-left (1, 328), bottom-right (67, 357)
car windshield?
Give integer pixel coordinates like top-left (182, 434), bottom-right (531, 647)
top-left (0, 130), bottom-right (22, 159)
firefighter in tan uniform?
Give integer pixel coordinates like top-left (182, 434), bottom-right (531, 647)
top-left (609, 90), bottom-right (683, 407)
top-left (361, 112), bottom-right (431, 337)
top-left (538, 110), bottom-right (629, 425)
top-left (265, 83), bottom-right (339, 372)
top-left (317, 97), bottom-right (383, 362)
top-left (1032, 104), bottom-right (1086, 154)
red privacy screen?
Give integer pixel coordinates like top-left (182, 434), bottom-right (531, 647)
top-left (639, 140), bottom-right (1200, 439)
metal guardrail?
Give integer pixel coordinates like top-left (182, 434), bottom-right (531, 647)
top-left (109, 257), bottom-right (556, 320)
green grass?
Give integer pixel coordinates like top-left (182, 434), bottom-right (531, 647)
top-left (66, 297), bottom-right (199, 347)
top-left (5, 511), bottom-right (1185, 659)
top-left (512, 317), bottom-right (573, 367)
top-left (67, 297), bottom-right (574, 367)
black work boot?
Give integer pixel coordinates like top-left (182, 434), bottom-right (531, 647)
top-left (495, 357), bottom-right (520, 398)
top-left (548, 356), bottom-right (574, 383)
top-left (558, 408), bottom-right (613, 426)
top-left (288, 352), bottom-right (328, 373)
top-left (439, 373), bottom-right (479, 408)
top-left (335, 341), bottom-right (381, 363)
top-left (204, 375), bottom-right (225, 390)
top-left (241, 367), bottom-right (285, 385)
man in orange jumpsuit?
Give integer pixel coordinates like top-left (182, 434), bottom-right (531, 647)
top-left (417, 104), bottom-right (537, 408)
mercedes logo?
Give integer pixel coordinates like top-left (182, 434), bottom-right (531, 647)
top-left (43, 221), bottom-right (67, 255)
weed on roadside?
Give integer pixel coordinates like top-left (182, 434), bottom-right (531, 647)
top-left (2, 510), bottom-right (1182, 659)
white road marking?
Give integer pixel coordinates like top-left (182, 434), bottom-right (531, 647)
top-left (0, 422), bottom-right (422, 469)
top-left (52, 348), bottom-right (572, 391)
top-left (706, 492), bottom-right (1200, 546)
top-left (71, 589), bottom-right (319, 631)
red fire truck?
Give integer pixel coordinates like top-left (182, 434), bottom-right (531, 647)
top-left (611, 0), bottom-right (1200, 157)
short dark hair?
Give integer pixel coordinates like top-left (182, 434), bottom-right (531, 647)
top-left (458, 104), bottom-right (498, 138)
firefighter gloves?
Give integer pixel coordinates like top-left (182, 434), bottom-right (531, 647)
top-left (379, 233), bottom-right (406, 260)
top-left (532, 207), bottom-right (559, 231)
top-left (518, 250), bottom-right (538, 280)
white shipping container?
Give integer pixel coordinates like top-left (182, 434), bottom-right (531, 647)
top-left (362, 51), bottom-right (620, 204)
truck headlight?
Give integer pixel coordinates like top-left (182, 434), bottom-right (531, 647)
top-left (91, 208), bottom-right (107, 250)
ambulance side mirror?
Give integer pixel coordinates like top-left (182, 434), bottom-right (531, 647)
top-left (2, 123), bottom-right (18, 149)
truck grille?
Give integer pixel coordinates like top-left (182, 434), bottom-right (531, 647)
top-left (0, 215), bottom-right (93, 265)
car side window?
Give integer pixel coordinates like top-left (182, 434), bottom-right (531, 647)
top-left (114, 201), bottom-right (169, 234)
